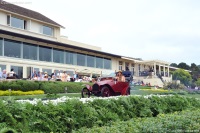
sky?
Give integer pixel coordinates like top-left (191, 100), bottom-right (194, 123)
top-left (5, 0), bottom-right (200, 65)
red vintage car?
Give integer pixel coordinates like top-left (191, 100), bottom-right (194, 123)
top-left (81, 74), bottom-right (131, 98)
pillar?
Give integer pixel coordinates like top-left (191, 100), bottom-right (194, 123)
top-left (23, 66), bottom-right (27, 78)
top-left (159, 64), bottom-right (161, 75)
top-left (154, 63), bottom-right (156, 76)
top-left (168, 65), bottom-right (169, 77)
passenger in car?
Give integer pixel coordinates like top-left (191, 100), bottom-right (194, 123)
top-left (116, 70), bottom-right (125, 82)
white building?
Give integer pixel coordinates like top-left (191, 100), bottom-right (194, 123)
top-left (0, 0), bottom-right (173, 87)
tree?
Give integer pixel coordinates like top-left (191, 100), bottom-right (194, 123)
top-left (195, 78), bottom-right (200, 86)
top-left (190, 63), bottom-right (200, 81)
top-left (177, 62), bottom-right (190, 70)
top-left (170, 63), bottom-right (178, 67)
top-left (172, 69), bottom-right (192, 86)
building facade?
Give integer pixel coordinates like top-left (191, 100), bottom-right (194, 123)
top-left (0, 0), bottom-right (173, 87)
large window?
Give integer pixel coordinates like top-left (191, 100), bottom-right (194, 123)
top-left (0, 38), bottom-right (2, 56)
top-left (11, 16), bottom-right (25, 29)
top-left (53, 48), bottom-right (64, 63)
top-left (96, 57), bottom-right (103, 69)
top-left (11, 66), bottom-right (23, 79)
top-left (42, 68), bottom-right (52, 76)
top-left (66, 51), bottom-right (74, 65)
top-left (23, 43), bottom-right (38, 60)
top-left (77, 53), bottom-right (86, 66)
top-left (119, 61), bottom-right (123, 70)
top-left (4, 39), bottom-right (21, 58)
top-left (43, 26), bottom-right (53, 36)
top-left (104, 58), bottom-right (111, 69)
top-left (0, 64), bottom-right (6, 71)
top-left (39, 46), bottom-right (52, 62)
top-left (87, 55), bottom-right (95, 67)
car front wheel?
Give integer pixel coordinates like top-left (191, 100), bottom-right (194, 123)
top-left (101, 86), bottom-right (110, 97)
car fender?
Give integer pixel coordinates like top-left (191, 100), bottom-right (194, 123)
top-left (82, 84), bottom-right (92, 91)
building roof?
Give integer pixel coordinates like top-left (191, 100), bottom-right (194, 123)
top-left (0, 0), bottom-right (64, 28)
top-left (0, 29), bottom-right (122, 58)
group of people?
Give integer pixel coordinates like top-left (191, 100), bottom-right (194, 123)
top-left (31, 70), bottom-right (79, 82)
top-left (0, 68), bottom-right (18, 79)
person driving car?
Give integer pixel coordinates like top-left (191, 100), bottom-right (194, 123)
top-left (116, 70), bottom-right (125, 82)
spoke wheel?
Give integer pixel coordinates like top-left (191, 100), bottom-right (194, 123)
top-left (81, 88), bottom-right (90, 98)
top-left (101, 86), bottom-right (110, 97)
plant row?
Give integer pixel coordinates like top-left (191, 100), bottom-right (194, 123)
top-left (0, 90), bottom-right (44, 96)
top-left (74, 109), bottom-right (200, 133)
top-left (0, 80), bottom-right (93, 94)
top-left (0, 95), bottom-right (199, 132)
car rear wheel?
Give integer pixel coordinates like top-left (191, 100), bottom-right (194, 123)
top-left (101, 86), bottom-right (110, 97)
top-left (81, 88), bottom-right (90, 98)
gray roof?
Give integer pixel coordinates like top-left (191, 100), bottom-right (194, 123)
top-left (0, 0), bottom-right (64, 28)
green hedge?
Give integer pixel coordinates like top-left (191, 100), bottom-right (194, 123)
top-left (0, 80), bottom-right (93, 94)
top-left (74, 109), bottom-right (200, 133)
top-left (0, 96), bottom-right (199, 132)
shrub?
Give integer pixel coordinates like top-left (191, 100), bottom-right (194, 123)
top-left (0, 95), bottom-right (199, 132)
top-left (0, 80), bottom-right (93, 94)
top-left (163, 81), bottom-right (186, 90)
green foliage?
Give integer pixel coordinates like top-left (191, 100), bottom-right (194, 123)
top-left (172, 69), bottom-right (192, 86)
top-left (74, 109), bottom-right (200, 133)
top-left (163, 81), bottom-right (186, 89)
top-left (0, 96), bottom-right (200, 132)
top-left (170, 63), bottom-right (178, 67)
top-left (195, 78), bottom-right (200, 86)
top-left (177, 62), bottom-right (190, 70)
top-left (0, 81), bottom-right (93, 94)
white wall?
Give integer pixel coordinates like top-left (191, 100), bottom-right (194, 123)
top-left (0, 12), bottom-right (7, 25)
top-left (30, 21), bottom-right (41, 33)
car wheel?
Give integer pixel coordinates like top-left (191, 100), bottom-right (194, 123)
top-left (101, 86), bottom-right (110, 97)
top-left (81, 88), bottom-right (90, 98)
top-left (126, 87), bottom-right (131, 95)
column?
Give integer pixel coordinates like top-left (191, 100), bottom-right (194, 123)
top-left (6, 64), bottom-right (10, 74)
top-left (163, 65), bottom-right (166, 77)
top-left (168, 65), bottom-right (169, 77)
top-left (23, 66), bottom-right (27, 78)
top-left (154, 63), bottom-right (156, 76)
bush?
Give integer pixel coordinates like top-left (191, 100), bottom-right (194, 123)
top-left (0, 95), bottom-right (199, 132)
top-left (163, 81), bottom-right (186, 90)
top-left (74, 109), bottom-right (200, 133)
top-left (0, 80), bottom-right (93, 94)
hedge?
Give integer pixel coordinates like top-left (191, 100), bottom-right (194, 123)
top-left (0, 95), bottom-right (199, 132)
top-left (74, 109), bottom-right (200, 133)
top-left (0, 80), bottom-right (93, 94)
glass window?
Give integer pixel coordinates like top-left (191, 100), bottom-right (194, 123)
top-left (0, 64), bottom-right (6, 71)
top-left (77, 53), bottom-right (86, 66)
top-left (11, 17), bottom-right (24, 29)
top-left (10, 66), bottom-right (23, 79)
top-left (4, 39), bottom-right (21, 58)
top-left (96, 57), bottom-right (103, 69)
top-left (66, 51), bottom-right (74, 65)
top-left (39, 46), bottom-right (52, 62)
top-left (104, 58), bottom-right (111, 69)
top-left (43, 26), bottom-right (53, 36)
top-left (53, 48), bottom-right (64, 63)
top-left (23, 43), bottom-right (38, 60)
top-left (0, 38), bottom-right (2, 56)
top-left (42, 68), bottom-right (52, 76)
top-left (87, 55), bottom-right (95, 67)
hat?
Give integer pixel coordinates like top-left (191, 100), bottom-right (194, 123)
top-left (44, 71), bottom-right (47, 74)
top-left (118, 70), bottom-right (122, 73)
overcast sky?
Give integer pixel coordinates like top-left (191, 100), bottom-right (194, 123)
top-left (6, 0), bottom-right (200, 65)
